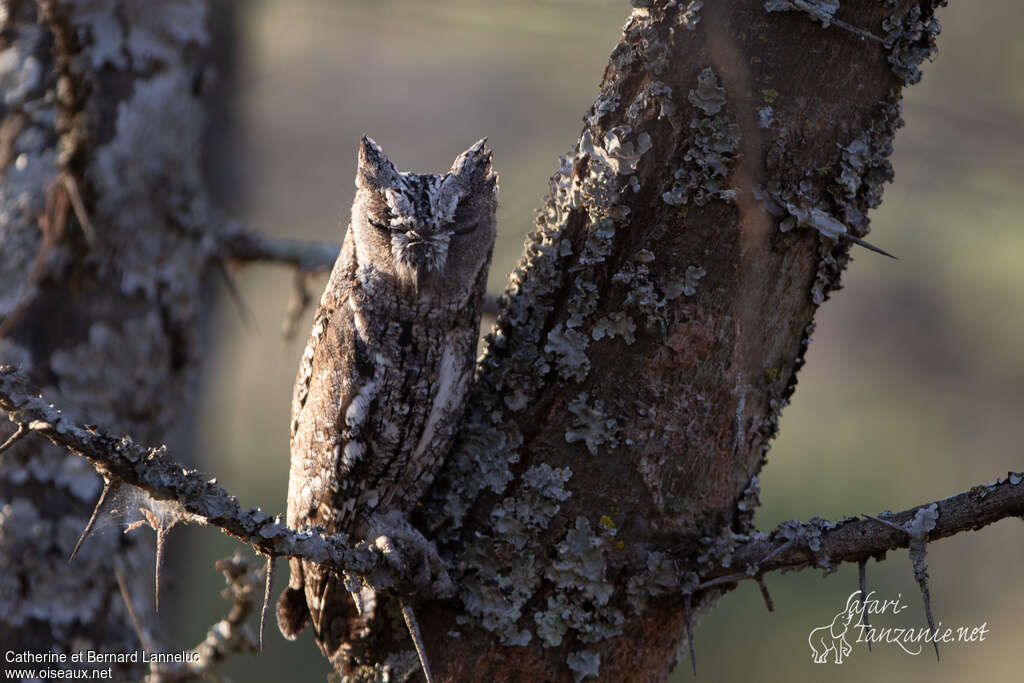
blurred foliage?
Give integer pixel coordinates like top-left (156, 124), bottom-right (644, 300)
top-left (163, 1), bottom-right (1024, 681)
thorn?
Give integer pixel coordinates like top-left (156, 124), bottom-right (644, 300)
top-left (214, 258), bottom-right (256, 333)
top-left (760, 539), bottom-right (793, 566)
top-left (862, 513), bottom-right (907, 534)
top-left (344, 571), bottom-right (365, 616)
top-left (755, 575), bottom-right (774, 613)
top-left (401, 602), bottom-right (434, 683)
top-left (0, 422), bottom-right (28, 455)
top-left (260, 554), bottom-right (275, 652)
top-left (282, 270), bottom-right (312, 340)
top-left (59, 172), bottom-right (96, 246)
top-left (683, 594), bottom-right (697, 677)
top-left (125, 507), bottom-right (168, 612)
top-left (858, 558), bottom-right (872, 652)
top-left (70, 479), bottom-right (118, 561)
top-left (154, 519), bottom-right (167, 613)
top-left (843, 233), bottom-right (898, 259)
top-left (115, 560), bottom-right (155, 652)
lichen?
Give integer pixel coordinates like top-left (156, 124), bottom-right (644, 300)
top-left (672, 0), bottom-right (704, 30)
top-left (625, 551), bottom-right (678, 614)
top-left (536, 516), bottom-right (623, 645)
top-left (882, 3), bottom-right (945, 86)
top-left (455, 464), bottom-right (572, 646)
top-left (567, 650), bottom-right (601, 682)
top-left (565, 393), bottom-right (619, 455)
top-left (662, 68), bottom-right (740, 207)
top-left (764, 0), bottom-right (839, 28)
top-left (591, 312), bottom-right (637, 345)
top-left (70, 0), bottom-right (209, 70)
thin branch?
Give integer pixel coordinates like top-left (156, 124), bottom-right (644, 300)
top-left (0, 365), bottom-right (390, 588)
top-left (218, 228), bottom-right (339, 273)
top-left (703, 473), bottom-right (1024, 584)
top-left (146, 553), bottom-right (262, 683)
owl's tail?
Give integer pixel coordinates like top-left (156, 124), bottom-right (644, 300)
top-left (276, 557), bottom-right (311, 639)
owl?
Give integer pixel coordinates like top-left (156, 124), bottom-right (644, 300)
top-left (277, 137), bottom-right (497, 665)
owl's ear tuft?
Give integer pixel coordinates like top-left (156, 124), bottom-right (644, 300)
top-left (357, 136), bottom-right (399, 191)
top-left (448, 138), bottom-right (495, 188)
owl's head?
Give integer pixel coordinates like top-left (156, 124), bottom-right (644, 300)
top-left (351, 136), bottom-right (498, 301)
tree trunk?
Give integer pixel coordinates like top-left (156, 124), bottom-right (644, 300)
top-left (407, 1), bottom-right (942, 680)
top-left (0, 0), bottom-right (212, 673)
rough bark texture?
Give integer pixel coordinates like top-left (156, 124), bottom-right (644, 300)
top-left (403, 1), bottom-right (945, 681)
top-left (0, 0), bottom-right (952, 681)
top-left (0, 0), bottom-right (212, 673)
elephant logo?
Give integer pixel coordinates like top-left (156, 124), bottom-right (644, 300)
top-left (808, 592), bottom-right (861, 664)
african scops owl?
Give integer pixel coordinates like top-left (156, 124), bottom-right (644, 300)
top-left (277, 137), bottom-right (497, 662)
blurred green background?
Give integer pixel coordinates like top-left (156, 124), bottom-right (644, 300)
top-left (162, 1), bottom-right (1024, 680)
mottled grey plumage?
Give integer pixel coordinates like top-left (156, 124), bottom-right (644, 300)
top-left (277, 137), bottom-right (497, 665)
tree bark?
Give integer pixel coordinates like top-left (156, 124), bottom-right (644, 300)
top-left (408, 1), bottom-right (945, 680)
top-left (0, 0), bottom-right (212, 673)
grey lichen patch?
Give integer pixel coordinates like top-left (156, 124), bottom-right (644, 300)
top-left (625, 551), bottom-right (678, 614)
top-left (0, 23), bottom-right (58, 320)
top-left (50, 313), bottom-right (180, 434)
top-left (490, 464), bottom-right (572, 550)
top-left (536, 516), bottom-right (623, 645)
top-left (567, 650), bottom-right (601, 682)
top-left (565, 393), bottom-right (619, 455)
top-left (71, 0), bottom-right (209, 70)
top-left (882, 4), bottom-right (945, 86)
top-left (682, 265), bottom-right (706, 297)
top-left (90, 72), bottom-right (210, 304)
top-left (671, 0), bottom-right (704, 30)
top-left (543, 126), bottom-right (652, 382)
top-left (776, 517), bottom-right (842, 573)
top-left (456, 463), bottom-right (572, 646)
top-left (757, 106), bottom-right (774, 129)
top-left (591, 312), bottom-right (637, 345)
top-left (764, 0), bottom-right (839, 28)
top-left (428, 410), bottom-right (523, 540)
top-left (735, 475), bottom-right (762, 533)
top-left (0, 38), bottom-right (42, 106)
top-left (687, 67), bottom-right (726, 115)
top-left (829, 96), bottom-right (901, 219)
top-left (663, 68), bottom-right (740, 207)
top-left (614, 262), bottom-right (669, 330)
top-left (755, 180), bottom-right (853, 245)
top-left (627, 80), bottom-right (675, 122)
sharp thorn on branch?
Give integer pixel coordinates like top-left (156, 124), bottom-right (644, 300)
top-left (115, 560), bottom-right (155, 652)
top-left (755, 575), bottom-right (774, 613)
top-left (402, 602), bottom-right (434, 683)
top-left (844, 233), bottom-right (898, 259)
top-left (70, 479), bottom-right (118, 561)
top-left (862, 513), bottom-right (907, 534)
top-left (858, 558), bottom-right (872, 652)
top-left (683, 594), bottom-right (697, 677)
top-left (0, 422), bottom-right (28, 455)
top-left (215, 258), bottom-right (257, 333)
top-left (260, 553), bottom-right (275, 652)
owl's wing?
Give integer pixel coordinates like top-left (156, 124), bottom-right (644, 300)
top-left (279, 231), bottom-right (362, 650)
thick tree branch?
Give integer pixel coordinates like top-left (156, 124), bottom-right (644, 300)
top-left (0, 365), bottom-right (391, 587)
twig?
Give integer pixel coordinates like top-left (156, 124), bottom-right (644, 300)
top-left (701, 473), bottom-right (1024, 585)
top-left (218, 229), bottom-right (339, 273)
top-left (0, 422), bottom-right (28, 455)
